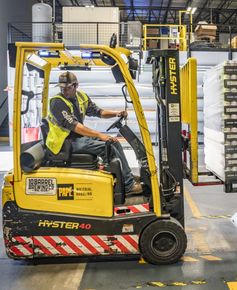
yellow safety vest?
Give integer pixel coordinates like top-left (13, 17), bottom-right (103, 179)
top-left (46, 91), bottom-right (89, 154)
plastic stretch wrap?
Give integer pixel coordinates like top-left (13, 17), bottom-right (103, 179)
top-left (203, 61), bottom-right (237, 182)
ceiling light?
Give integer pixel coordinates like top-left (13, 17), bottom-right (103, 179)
top-left (186, 7), bottom-right (197, 14)
top-left (191, 7), bottom-right (197, 14)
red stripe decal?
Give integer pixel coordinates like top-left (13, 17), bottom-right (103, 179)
top-left (10, 246), bottom-right (24, 256)
top-left (143, 203), bottom-right (149, 210)
top-left (14, 236), bottom-right (33, 254)
top-left (59, 236), bottom-right (84, 255)
top-left (75, 236), bottom-right (99, 254)
top-left (112, 237), bottom-right (130, 253)
top-left (114, 203), bottom-right (149, 215)
top-left (91, 235), bottom-right (113, 254)
top-left (4, 238), bottom-right (9, 244)
top-left (123, 235), bottom-right (139, 250)
top-left (44, 236), bottom-right (68, 256)
top-left (33, 236), bottom-right (53, 256)
top-left (127, 206), bottom-right (140, 213)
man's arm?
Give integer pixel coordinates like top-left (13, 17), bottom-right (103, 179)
top-left (86, 96), bottom-right (127, 119)
top-left (51, 98), bottom-right (117, 142)
top-left (73, 122), bottom-right (117, 142)
top-left (100, 110), bottom-right (128, 119)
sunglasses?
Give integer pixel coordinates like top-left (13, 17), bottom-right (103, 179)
top-left (61, 83), bottom-right (78, 89)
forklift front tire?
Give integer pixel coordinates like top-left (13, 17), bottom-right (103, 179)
top-left (139, 218), bottom-right (187, 265)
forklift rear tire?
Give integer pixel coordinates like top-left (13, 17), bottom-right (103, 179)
top-left (139, 218), bottom-right (187, 265)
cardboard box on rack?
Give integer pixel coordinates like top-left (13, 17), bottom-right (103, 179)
top-left (148, 40), bottom-right (158, 49)
top-left (231, 36), bottom-right (237, 49)
top-left (195, 22), bottom-right (217, 38)
top-left (147, 28), bottom-right (159, 37)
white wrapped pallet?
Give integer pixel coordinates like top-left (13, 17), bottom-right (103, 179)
top-left (203, 61), bottom-right (237, 191)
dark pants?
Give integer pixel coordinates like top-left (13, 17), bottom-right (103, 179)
top-left (72, 137), bottom-right (135, 192)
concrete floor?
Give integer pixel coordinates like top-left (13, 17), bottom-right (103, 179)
top-left (2, 162), bottom-right (237, 289)
top-left (74, 182), bottom-right (237, 290)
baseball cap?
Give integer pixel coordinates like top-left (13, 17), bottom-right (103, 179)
top-left (57, 71), bottom-right (78, 87)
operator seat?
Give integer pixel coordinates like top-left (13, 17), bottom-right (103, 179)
top-left (40, 118), bottom-right (98, 169)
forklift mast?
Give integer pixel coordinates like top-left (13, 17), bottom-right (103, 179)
top-left (149, 49), bottom-right (184, 226)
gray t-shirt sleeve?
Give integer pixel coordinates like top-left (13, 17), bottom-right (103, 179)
top-left (86, 96), bottom-right (103, 118)
top-left (50, 98), bottom-right (78, 131)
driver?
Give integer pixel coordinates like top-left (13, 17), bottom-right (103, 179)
top-left (46, 71), bottom-right (142, 195)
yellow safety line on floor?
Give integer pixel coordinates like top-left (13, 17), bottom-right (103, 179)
top-left (184, 186), bottom-right (211, 253)
top-left (227, 282), bottom-right (237, 290)
top-left (192, 231), bottom-right (211, 254)
top-left (146, 280), bottom-right (207, 287)
top-left (139, 257), bottom-right (147, 264)
top-left (200, 215), bottom-right (231, 219)
top-left (185, 226), bottom-right (195, 232)
top-left (181, 256), bottom-right (199, 262)
top-left (184, 186), bottom-right (202, 218)
top-left (200, 255), bottom-right (222, 261)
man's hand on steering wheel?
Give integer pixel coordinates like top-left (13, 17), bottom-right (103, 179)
top-left (98, 133), bottom-right (118, 142)
top-left (116, 110), bottom-right (128, 119)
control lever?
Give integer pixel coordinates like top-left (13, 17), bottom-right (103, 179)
top-left (21, 90), bottom-right (37, 115)
top-left (105, 139), bottom-right (113, 163)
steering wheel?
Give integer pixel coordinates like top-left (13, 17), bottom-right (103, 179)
top-left (106, 115), bottom-right (124, 132)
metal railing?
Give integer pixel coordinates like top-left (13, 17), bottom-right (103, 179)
top-left (142, 23), bottom-right (237, 55)
top-left (143, 24), bottom-right (187, 51)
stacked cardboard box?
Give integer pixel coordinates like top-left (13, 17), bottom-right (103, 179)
top-left (195, 22), bottom-right (217, 41)
top-left (147, 40), bottom-right (159, 49)
top-left (146, 27), bottom-right (159, 37)
top-left (231, 36), bottom-right (237, 49)
top-left (203, 61), bottom-right (237, 188)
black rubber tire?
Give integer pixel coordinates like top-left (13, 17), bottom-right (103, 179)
top-left (139, 218), bottom-right (187, 265)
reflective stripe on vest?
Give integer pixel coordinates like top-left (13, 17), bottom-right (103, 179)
top-left (77, 91), bottom-right (89, 120)
top-left (46, 91), bottom-right (89, 154)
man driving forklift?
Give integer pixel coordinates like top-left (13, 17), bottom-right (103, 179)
top-left (3, 43), bottom-right (187, 264)
top-left (46, 71), bottom-right (142, 194)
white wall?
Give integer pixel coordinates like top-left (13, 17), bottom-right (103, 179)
top-left (62, 7), bottom-right (119, 46)
top-left (0, 0), bottom-right (37, 135)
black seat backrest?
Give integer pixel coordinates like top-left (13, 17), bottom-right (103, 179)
top-left (40, 119), bottom-right (96, 165)
top-left (40, 118), bottom-right (71, 162)
top-left (40, 118), bottom-right (49, 145)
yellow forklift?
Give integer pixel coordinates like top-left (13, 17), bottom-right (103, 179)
top-left (2, 42), bottom-right (187, 264)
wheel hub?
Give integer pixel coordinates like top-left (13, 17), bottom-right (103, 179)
top-left (152, 231), bottom-right (178, 256)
